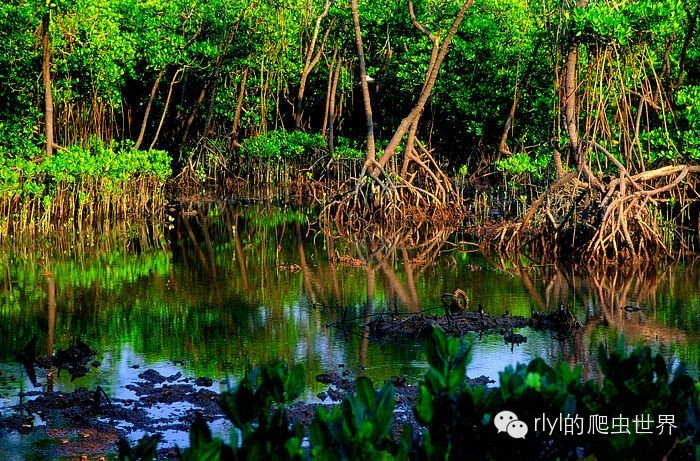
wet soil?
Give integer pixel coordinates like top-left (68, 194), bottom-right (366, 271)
top-left (0, 307), bottom-right (576, 458)
top-left (0, 367), bottom-right (224, 459)
top-left (0, 365), bottom-right (493, 459)
top-left (367, 308), bottom-right (581, 342)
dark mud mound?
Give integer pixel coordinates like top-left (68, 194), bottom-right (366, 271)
top-left (368, 308), bottom-right (581, 340)
top-left (0, 369), bottom-right (224, 459)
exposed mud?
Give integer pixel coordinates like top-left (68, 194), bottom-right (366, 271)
top-left (0, 367), bottom-right (225, 459)
top-left (0, 364), bottom-right (493, 459)
top-left (367, 308), bottom-right (581, 341)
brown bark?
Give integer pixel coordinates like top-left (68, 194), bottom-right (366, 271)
top-left (180, 4), bottom-right (255, 148)
top-left (497, 37), bottom-right (542, 157)
top-left (498, 92), bottom-right (519, 156)
top-left (321, 50), bottom-right (335, 136)
top-left (327, 54), bottom-right (343, 155)
top-left (150, 68), bottom-right (184, 151)
top-left (232, 67), bottom-right (249, 141)
top-left (350, 0), bottom-right (376, 161)
top-left (295, 0), bottom-right (332, 129)
top-left (134, 68), bottom-right (164, 150)
top-left (42, 12), bottom-right (54, 157)
top-left (378, 0), bottom-right (473, 169)
top-left (562, 0), bottom-right (588, 165)
top-left (673, 2), bottom-right (700, 89)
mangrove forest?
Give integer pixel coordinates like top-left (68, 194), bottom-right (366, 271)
top-left (1, 0), bottom-right (700, 458)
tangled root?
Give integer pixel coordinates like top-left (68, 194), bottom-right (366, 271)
top-left (441, 289), bottom-right (469, 317)
top-left (323, 143), bottom-right (465, 233)
top-left (495, 163), bottom-right (700, 264)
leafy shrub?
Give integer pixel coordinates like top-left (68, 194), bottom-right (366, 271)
top-left (238, 130), bottom-right (363, 160)
top-left (495, 151), bottom-right (551, 181)
top-left (0, 140), bottom-right (171, 234)
top-left (239, 130), bottom-right (326, 160)
top-left (311, 377), bottom-right (404, 460)
top-left (216, 359), bottom-right (306, 460)
top-left (123, 330), bottom-right (700, 460)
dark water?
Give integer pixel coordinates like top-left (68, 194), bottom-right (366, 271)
top-left (1, 202), bottom-right (699, 448)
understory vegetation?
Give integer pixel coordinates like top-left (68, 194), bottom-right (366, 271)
top-left (0, 0), bottom-right (699, 262)
top-left (119, 329), bottom-right (700, 460)
top-left (0, 141), bottom-right (170, 239)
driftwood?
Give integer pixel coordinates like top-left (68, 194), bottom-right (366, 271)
top-left (441, 289), bottom-right (469, 318)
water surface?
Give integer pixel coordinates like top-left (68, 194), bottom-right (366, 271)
top-left (1, 203), bottom-right (699, 447)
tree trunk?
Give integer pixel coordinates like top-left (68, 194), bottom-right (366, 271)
top-left (562, 0), bottom-right (588, 166)
top-left (150, 68), bottom-right (183, 151)
top-left (327, 55), bottom-right (343, 156)
top-left (378, 0), bottom-right (473, 170)
top-left (232, 67), bottom-right (249, 141)
top-left (42, 12), bottom-right (54, 157)
top-left (321, 49), bottom-right (337, 136)
top-left (134, 68), bottom-right (163, 150)
top-left (180, 4), bottom-right (254, 150)
top-left (295, 0), bottom-right (332, 129)
top-left (350, 0), bottom-right (376, 162)
top-left (497, 36), bottom-right (542, 158)
top-left (673, 2), bottom-right (700, 89)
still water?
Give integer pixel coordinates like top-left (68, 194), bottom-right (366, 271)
top-left (1, 202), bottom-right (699, 418)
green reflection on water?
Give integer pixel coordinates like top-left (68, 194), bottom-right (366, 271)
top-left (1, 203), bottom-right (699, 401)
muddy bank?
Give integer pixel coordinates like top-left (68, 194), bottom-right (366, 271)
top-left (366, 308), bottom-right (581, 341)
top-left (0, 367), bottom-right (225, 459)
top-left (0, 365), bottom-right (493, 459)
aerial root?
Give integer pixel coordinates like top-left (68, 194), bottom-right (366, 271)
top-left (322, 144), bottom-right (465, 234)
top-left (494, 163), bottom-right (700, 264)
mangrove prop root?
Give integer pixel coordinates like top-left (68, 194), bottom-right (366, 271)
top-left (497, 163), bottom-right (700, 263)
top-left (323, 144), bottom-right (465, 233)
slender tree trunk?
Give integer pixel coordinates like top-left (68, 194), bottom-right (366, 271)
top-left (498, 92), bottom-right (519, 156)
top-left (295, 0), bottom-right (332, 129)
top-left (42, 12), bottom-right (54, 157)
top-left (350, 0), bottom-right (376, 161)
top-left (180, 4), bottom-right (255, 149)
top-left (497, 36), bottom-right (542, 158)
top-left (378, 0), bottom-right (473, 169)
top-left (232, 67), bottom-right (249, 141)
top-left (134, 68), bottom-right (163, 150)
top-left (321, 49), bottom-right (337, 136)
top-left (562, 0), bottom-right (588, 166)
top-left (150, 68), bottom-right (183, 151)
top-left (327, 55), bottom-right (343, 156)
top-left (674, 2), bottom-right (700, 89)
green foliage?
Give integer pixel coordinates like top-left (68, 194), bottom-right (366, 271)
top-left (2, 0), bottom-right (699, 190)
top-left (217, 359), bottom-right (306, 460)
top-left (414, 328), bottom-right (477, 460)
top-left (0, 141), bottom-right (170, 196)
top-left (571, 0), bottom-right (685, 46)
top-left (180, 413), bottom-right (233, 461)
top-left (495, 152), bottom-right (552, 180)
top-left (239, 130), bottom-right (363, 160)
top-left (117, 433), bottom-right (161, 461)
top-left (674, 85), bottom-right (700, 161)
top-left (239, 130), bottom-right (327, 160)
top-left (0, 140), bottom-right (170, 234)
top-left (121, 329), bottom-right (700, 460)
top-left (311, 377), bottom-right (400, 461)
top-left (585, 337), bottom-right (696, 459)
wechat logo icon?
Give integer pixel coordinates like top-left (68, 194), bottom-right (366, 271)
top-left (494, 410), bottom-right (529, 439)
